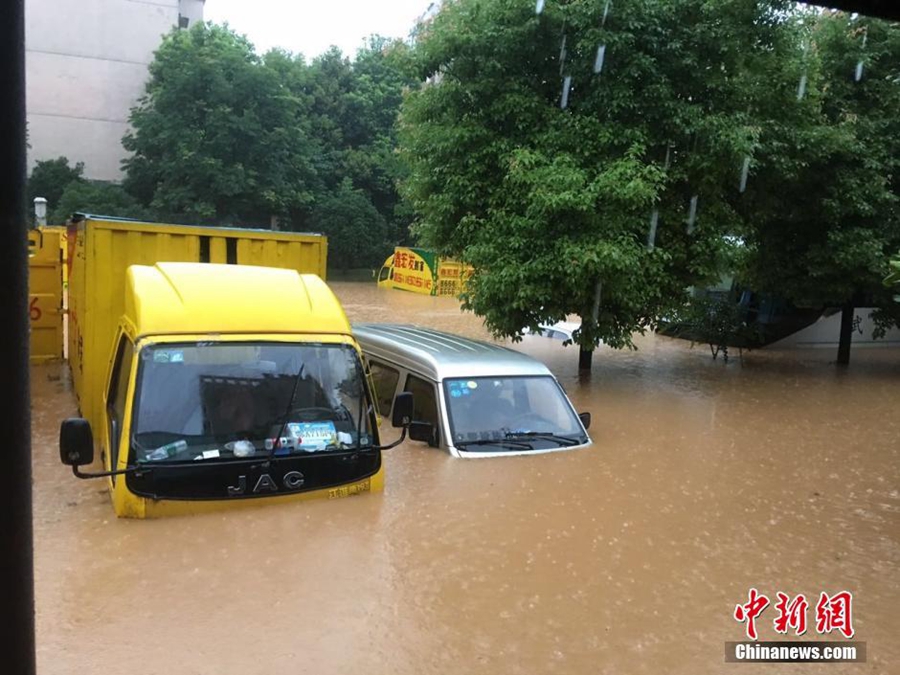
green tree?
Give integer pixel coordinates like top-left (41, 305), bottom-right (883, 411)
top-left (668, 292), bottom-right (759, 362)
top-left (738, 11), bottom-right (900, 364)
top-left (123, 23), bottom-right (318, 226)
top-left (51, 180), bottom-right (148, 225)
top-left (343, 38), bottom-right (419, 245)
top-left (296, 38), bottom-right (418, 246)
top-left (886, 254), bottom-right (900, 292)
top-left (308, 179), bottom-right (388, 270)
top-left (123, 25), bottom-right (414, 267)
top-left (400, 0), bottom-right (804, 368)
top-left (27, 157), bottom-right (84, 224)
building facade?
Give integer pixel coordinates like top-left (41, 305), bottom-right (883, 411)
top-left (26, 0), bottom-right (204, 182)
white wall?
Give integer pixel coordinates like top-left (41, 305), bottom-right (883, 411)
top-left (770, 308), bottom-right (900, 349)
top-left (26, 0), bottom-right (204, 182)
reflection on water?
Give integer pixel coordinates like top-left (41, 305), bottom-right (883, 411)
top-left (33, 282), bottom-right (900, 674)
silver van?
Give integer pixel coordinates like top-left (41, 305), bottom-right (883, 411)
top-left (354, 324), bottom-right (592, 457)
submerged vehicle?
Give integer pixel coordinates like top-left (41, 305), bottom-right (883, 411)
top-left (354, 324), bottom-right (592, 458)
top-left (58, 216), bottom-right (415, 518)
top-left (376, 246), bottom-right (472, 297)
top-left (522, 321), bottom-right (583, 341)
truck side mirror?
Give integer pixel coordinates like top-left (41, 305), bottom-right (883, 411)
top-left (59, 418), bottom-right (94, 466)
top-left (578, 412), bottom-right (592, 430)
top-left (391, 392), bottom-right (414, 428)
top-left (408, 421), bottom-right (434, 443)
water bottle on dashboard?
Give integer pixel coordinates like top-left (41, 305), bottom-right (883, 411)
top-left (147, 439), bottom-right (188, 461)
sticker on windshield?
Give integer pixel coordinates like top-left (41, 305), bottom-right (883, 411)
top-left (467, 380), bottom-right (478, 389)
top-left (153, 350), bottom-right (184, 363)
top-left (287, 422), bottom-right (338, 452)
top-left (449, 381), bottom-right (469, 397)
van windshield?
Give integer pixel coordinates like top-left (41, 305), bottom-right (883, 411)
top-left (131, 342), bottom-right (373, 462)
top-left (444, 376), bottom-right (586, 450)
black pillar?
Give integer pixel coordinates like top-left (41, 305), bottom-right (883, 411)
top-left (837, 302), bottom-right (854, 366)
top-left (0, 0), bottom-right (36, 673)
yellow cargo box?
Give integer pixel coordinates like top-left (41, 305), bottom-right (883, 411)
top-left (28, 226), bottom-right (66, 362)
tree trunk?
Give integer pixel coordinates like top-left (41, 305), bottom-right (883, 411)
top-left (577, 280), bottom-right (602, 371)
top-left (837, 302), bottom-right (854, 366)
top-left (579, 347), bottom-right (593, 371)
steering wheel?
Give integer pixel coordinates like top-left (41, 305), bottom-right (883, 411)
top-left (289, 406), bottom-right (343, 421)
top-left (505, 413), bottom-right (553, 432)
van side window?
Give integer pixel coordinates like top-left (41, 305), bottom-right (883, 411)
top-left (403, 374), bottom-right (439, 446)
top-left (107, 336), bottom-right (134, 479)
top-left (369, 360), bottom-right (400, 417)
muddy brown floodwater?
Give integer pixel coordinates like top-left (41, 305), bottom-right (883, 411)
top-left (31, 282), bottom-right (900, 675)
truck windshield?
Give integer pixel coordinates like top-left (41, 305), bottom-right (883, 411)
top-left (444, 376), bottom-right (587, 451)
top-left (131, 342), bottom-right (374, 462)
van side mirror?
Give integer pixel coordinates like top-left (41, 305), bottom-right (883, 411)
top-left (578, 412), bottom-right (592, 430)
top-left (408, 421), bottom-right (434, 443)
top-left (391, 392), bottom-right (414, 428)
top-left (60, 418), bottom-right (94, 466)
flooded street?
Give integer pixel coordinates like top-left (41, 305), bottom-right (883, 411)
top-left (32, 282), bottom-right (900, 674)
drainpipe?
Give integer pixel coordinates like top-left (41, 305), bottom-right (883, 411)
top-left (0, 0), bottom-right (37, 673)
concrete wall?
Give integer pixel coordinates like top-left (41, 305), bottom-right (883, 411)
top-left (26, 0), bottom-right (204, 182)
top-left (770, 307), bottom-right (900, 349)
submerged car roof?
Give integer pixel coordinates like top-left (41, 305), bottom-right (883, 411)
top-left (353, 324), bottom-right (553, 381)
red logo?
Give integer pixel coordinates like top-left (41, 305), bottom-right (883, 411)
top-left (773, 592), bottom-right (809, 636)
top-left (734, 588), bottom-right (769, 640)
top-left (734, 589), bottom-right (854, 640)
top-left (815, 591), bottom-right (854, 639)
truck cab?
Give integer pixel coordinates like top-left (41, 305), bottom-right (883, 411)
top-left (60, 263), bottom-right (412, 517)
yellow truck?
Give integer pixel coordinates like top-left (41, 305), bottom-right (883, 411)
top-left (377, 246), bottom-right (472, 297)
top-left (58, 216), bottom-right (415, 518)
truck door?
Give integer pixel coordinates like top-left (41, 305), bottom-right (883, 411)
top-left (104, 333), bottom-right (135, 481)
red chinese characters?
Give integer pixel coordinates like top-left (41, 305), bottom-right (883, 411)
top-left (394, 251), bottom-right (427, 272)
top-left (733, 589), bottom-right (855, 640)
top-left (773, 592), bottom-right (809, 636)
top-left (815, 591), bottom-right (854, 639)
top-left (394, 251), bottom-right (408, 269)
top-left (734, 588), bottom-right (770, 640)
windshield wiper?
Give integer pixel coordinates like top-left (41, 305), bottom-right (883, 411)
top-left (504, 431), bottom-right (582, 447)
top-left (265, 364), bottom-right (307, 459)
top-left (455, 438), bottom-right (535, 451)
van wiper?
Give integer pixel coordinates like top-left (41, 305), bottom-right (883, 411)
top-left (504, 431), bottom-right (581, 447)
top-left (455, 438), bottom-right (535, 451)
